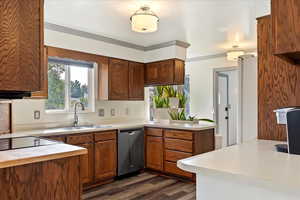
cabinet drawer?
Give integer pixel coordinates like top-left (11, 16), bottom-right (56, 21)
top-left (165, 138), bottom-right (193, 153)
top-left (67, 134), bottom-right (93, 145)
top-left (46, 135), bottom-right (66, 143)
top-left (146, 128), bottom-right (163, 137)
top-left (165, 130), bottom-right (193, 140)
top-left (94, 131), bottom-right (116, 142)
top-left (164, 161), bottom-right (193, 178)
top-left (165, 150), bottom-right (192, 162)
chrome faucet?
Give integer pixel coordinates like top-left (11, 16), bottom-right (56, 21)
top-left (73, 102), bottom-right (85, 127)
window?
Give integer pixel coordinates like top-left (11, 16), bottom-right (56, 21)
top-left (46, 57), bottom-right (95, 112)
top-left (148, 75), bottom-right (190, 120)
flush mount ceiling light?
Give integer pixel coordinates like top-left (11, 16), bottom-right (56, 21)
top-left (227, 45), bottom-right (245, 61)
top-left (130, 6), bottom-right (159, 33)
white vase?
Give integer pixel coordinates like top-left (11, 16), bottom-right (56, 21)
top-left (153, 108), bottom-right (170, 121)
top-left (169, 97), bottom-right (179, 109)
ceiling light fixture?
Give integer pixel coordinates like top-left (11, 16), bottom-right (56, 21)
top-left (130, 6), bottom-right (159, 33)
top-left (227, 45), bottom-right (245, 61)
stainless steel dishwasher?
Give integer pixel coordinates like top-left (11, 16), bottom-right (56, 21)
top-left (118, 129), bottom-right (144, 176)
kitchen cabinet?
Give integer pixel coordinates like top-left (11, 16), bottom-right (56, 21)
top-left (94, 131), bottom-right (117, 180)
top-left (145, 127), bottom-right (215, 179)
top-left (129, 62), bottom-right (145, 100)
top-left (66, 134), bottom-right (94, 184)
top-left (45, 130), bottom-right (118, 188)
top-left (146, 135), bottom-right (163, 171)
top-left (31, 46), bottom-right (48, 99)
top-left (99, 58), bottom-right (145, 101)
top-left (0, 0), bottom-right (44, 93)
top-left (257, 16), bottom-right (300, 141)
top-left (145, 59), bottom-right (185, 86)
top-left (108, 58), bottom-right (129, 100)
top-left (272, 0), bottom-right (300, 63)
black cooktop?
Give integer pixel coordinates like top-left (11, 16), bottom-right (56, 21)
top-left (0, 136), bottom-right (58, 151)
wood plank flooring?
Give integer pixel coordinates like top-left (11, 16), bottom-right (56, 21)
top-left (82, 172), bottom-right (196, 200)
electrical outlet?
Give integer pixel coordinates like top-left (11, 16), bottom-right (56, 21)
top-left (110, 108), bottom-right (116, 117)
top-left (98, 108), bottom-right (105, 117)
top-left (125, 108), bottom-right (130, 116)
top-left (34, 110), bottom-right (40, 120)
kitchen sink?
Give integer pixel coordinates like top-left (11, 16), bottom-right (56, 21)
top-left (48, 125), bottom-right (112, 132)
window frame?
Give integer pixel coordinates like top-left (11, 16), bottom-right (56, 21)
top-left (45, 59), bottom-right (96, 114)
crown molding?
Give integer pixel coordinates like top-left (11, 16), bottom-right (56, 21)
top-left (45, 22), bottom-right (190, 52)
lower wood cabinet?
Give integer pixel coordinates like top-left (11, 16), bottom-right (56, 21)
top-left (146, 135), bottom-right (163, 171)
top-left (66, 133), bottom-right (94, 185)
top-left (78, 143), bottom-right (94, 184)
top-left (145, 127), bottom-right (215, 179)
top-left (46, 130), bottom-right (118, 188)
top-left (94, 139), bottom-right (117, 180)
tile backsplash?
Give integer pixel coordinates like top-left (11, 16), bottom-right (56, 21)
top-left (11, 99), bottom-right (146, 131)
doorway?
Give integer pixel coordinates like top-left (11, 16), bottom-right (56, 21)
top-left (214, 68), bottom-right (239, 147)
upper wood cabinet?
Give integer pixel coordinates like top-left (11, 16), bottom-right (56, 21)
top-left (145, 59), bottom-right (185, 86)
top-left (272, 0), bottom-right (300, 63)
top-left (99, 58), bottom-right (145, 101)
top-left (0, 0), bottom-right (44, 92)
top-left (129, 62), bottom-right (145, 100)
top-left (257, 16), bottom-right (300, 141)
top-left (108, 58), bottom-right (129, 100)
top-left (31, 46), bottom-right (48, 99)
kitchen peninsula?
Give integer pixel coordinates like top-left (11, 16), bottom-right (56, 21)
top-left (178, 140), bottom-right (300, 200)
top-left (0, 136), bottom-right (86, 200)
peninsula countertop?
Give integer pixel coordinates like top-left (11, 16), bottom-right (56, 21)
top-left (178, 140), bottom-right (300, 190)
top-left (0, 142), bottom-right (87, 169)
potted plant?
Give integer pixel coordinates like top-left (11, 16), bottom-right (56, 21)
top-left (164, 86), bottom-right (178, 108)
top-left (169, 110), bottom-right (214, 124)
top-left (153, 95), bottom-right (170, 120)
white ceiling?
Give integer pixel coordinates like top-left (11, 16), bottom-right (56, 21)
top-left (45, 0), bottom-right (270, 58)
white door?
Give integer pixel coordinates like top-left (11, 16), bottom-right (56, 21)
top-left (217, 73), bottom-right (229, 147)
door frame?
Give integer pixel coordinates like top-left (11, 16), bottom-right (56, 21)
top-left (213, 67), bottom-right (240, 146)
top-left (216, 73), bottom-right (229, 146)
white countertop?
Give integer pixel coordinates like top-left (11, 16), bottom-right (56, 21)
top-left (178, 140), bottom-right (300, 190)
top-left (144, 120), bottom-right (216, 131)
top-left (6, 121), bottom-right (216, 138)
top-left (0, 143), bottom-right (87, 169)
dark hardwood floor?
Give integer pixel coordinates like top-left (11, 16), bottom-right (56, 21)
top-left (83, 172), bottom-right (196, 200)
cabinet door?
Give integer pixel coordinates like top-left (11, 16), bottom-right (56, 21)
top-left (272, 0), bottom-right (300, 56)
top-left (78, 143), bottom-right (94, 184)
top-left (174, 59), bottom-right (185, 85)
top-left (94, 140), bottom-right (117, 180)
top-left (0, 0), bottom-right (43, 92)
top-left (31, 46), bottom-right (48, 98)
top-left (146, 136), bottom-right (163, 171)
top-left (145, 62), bottom-right (159, 85)
top-left (109, 58), bottom-right (129, 100)
top-left (158, 60), bottom-right (174, 85)
top-left (129, 62), bottom-right (144, 100)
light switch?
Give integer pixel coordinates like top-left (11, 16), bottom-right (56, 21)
top-left (34, 110), bottom-right (40, 120)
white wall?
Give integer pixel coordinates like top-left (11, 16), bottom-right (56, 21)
top-left (185, 57), bottom-right (237, 120)
top-left (45, 29), bottom-right (145, 62)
